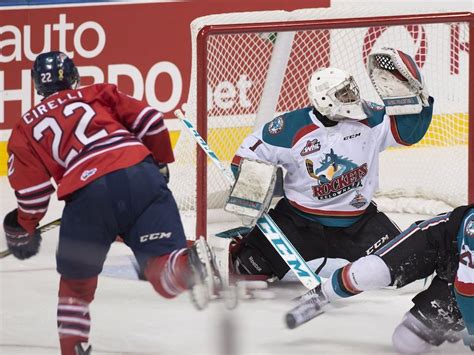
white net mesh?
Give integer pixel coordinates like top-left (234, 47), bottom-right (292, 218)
top-left (170, 6), bottom-right (470, 234)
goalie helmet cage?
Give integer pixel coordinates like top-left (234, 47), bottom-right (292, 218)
top-left (171, 9), bottom-right (473, 238)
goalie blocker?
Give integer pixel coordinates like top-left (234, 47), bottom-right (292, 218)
top-left (367, 47), bottom-right (430, 115)
top-left (225, 159), bottom-right (278, 225)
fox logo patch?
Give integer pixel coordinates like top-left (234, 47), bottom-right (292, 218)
top-left (268, 116), bottom-right (284, 135)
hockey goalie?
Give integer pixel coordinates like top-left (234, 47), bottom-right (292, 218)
top-left (211, 48), bottom-right (434, 297)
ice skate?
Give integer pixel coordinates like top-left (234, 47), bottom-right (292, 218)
top-left (187, 237), bottom-right (225, 310)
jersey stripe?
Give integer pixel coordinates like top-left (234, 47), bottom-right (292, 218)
top-left (137, 112), bottom-right (164, 139)
top-left (132, 106), bottom-right (154, 130)
top-left (57, 297), bottom-right (91, 340)
top-left (377, 213), bottom-right (451, 257)
top-left (287, 198), bottom-right (367, 217)
top-left (145, 125), bottom-right (167, 136)
top-left (66, 133), bottom-right (140, 169)
top-left (17, 181), bottom-right (53, 195)
top-left (64, 142), bottom-right (143, 177)
top-left (389, 116), bottom-right (411, 146)
top-left (455, 277), bottom-right (474, 297)
top-left (331, 267), bottom-right (360, 298)
top-left (291, 124), bottom-right (319, 147)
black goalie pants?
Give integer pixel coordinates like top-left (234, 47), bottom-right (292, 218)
top-left (234, 198), bottom-right (400, 279)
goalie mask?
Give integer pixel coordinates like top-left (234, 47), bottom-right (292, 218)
top-left (308, 67), bottom-right (367, 121)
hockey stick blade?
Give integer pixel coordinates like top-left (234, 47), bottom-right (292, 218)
top-left (285, 297), bottom-right (325, 329)
top-left (175, 109), bottom-right (321, 289)
top-left (0, 249), bottom-right (11, 259)
top-left (38, 218), bottom-right (61, 233)
top-left (0, 218), bottom-right (62, 259)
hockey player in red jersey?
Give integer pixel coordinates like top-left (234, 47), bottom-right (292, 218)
top-left (3, 51), bottom-right (220, 355)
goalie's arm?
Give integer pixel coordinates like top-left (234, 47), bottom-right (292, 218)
top-left (367, 47), bottom-right (434, 146)
top-left (231, 132), bottom-right (283, 176)
top-left (364, 98), bottom-right (433, 149)
top-left (231, 114), bottom-right (294, 176)
top-left (227, 124), bottom-right (286, 222)
top-left (389, 96), bottom-right (433, 146)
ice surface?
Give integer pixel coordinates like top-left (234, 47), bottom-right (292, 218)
top-left (0, 178), bottom-right (470, 354)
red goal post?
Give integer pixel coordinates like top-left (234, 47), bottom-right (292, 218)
top-left (172, 9), bottom-right (473, 238)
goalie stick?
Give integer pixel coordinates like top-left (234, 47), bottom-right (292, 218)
top-left (0, 218), bottom-right (62, 259)
top-left (175, 109), bottom-right (321, 289)
top-left (286, 297), bottom-right (325, 329)
top-left (285, 286), bottom-right (328, 329)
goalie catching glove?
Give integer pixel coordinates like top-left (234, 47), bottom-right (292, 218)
top-left (367, 47), bottom-right (429, 115)
top-left (224, 159), bottom-right (278, 225)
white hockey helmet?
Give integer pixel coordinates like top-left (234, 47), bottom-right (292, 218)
top-left (308, 67), bottom-right (367, 121)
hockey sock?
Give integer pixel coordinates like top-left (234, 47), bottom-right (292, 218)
top-left (144, 248), bottom-right (190, 298)
top-left (57, 276), bottom-right (97, 355)
top-left (323, 255), bottom-right (391, 300)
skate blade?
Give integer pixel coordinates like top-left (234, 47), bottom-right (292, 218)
top-left (189, 283), bottom-right (209, 310)
top-left (194, 238), bottom-right (216, 295)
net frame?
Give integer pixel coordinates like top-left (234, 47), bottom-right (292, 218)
top-left (189, 11), bottom-right (473, 238)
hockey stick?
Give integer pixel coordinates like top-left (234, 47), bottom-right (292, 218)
top-left (175, 109), bottom-right (321, 289)
top-left (285, 297), bottom-right (325, 329)
top-left (285, 288), bottom-right (327, 329)
top-left (0, 218), bottom-right (61, 259)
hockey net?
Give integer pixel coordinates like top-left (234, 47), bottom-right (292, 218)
top-left (170, 7), bottom-right (472, 236)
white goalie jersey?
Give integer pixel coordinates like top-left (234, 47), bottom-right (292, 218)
top-left (231, 101), bottom-right (433, 226)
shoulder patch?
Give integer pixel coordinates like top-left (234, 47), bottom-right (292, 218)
top-left (268, 115), bottom-right (285, 135)
top-left (262, 107), bottom-right (314, 148)
top-left (300, 139), bottom-right (321, 156)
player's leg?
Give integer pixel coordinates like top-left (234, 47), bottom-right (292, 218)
top-left (290, 212), bottom-right (460, 336)
top-left (392, 276), bottom-right (464, 354)
top-left (56, 176), bottom-right (119, 355)
top-left (337, 205), bottom-right (401, 260)
top-left (378, 212), bottom-right (464, 353)
top-left (304, 215), bottom-right (440, 306)
top-left (122, 157), bottom-right (219, 309)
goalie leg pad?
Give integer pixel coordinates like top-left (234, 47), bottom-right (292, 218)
top-left (232, 241), bottom-right (274, 277)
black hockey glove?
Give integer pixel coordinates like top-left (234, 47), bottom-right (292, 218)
top-left (158, 163), bottom-right (170, 184)
top-left (3, 209), bottom-right (42, 260)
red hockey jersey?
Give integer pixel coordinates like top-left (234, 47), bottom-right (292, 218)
top-left (7, 83), bottom-right (174, 232)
